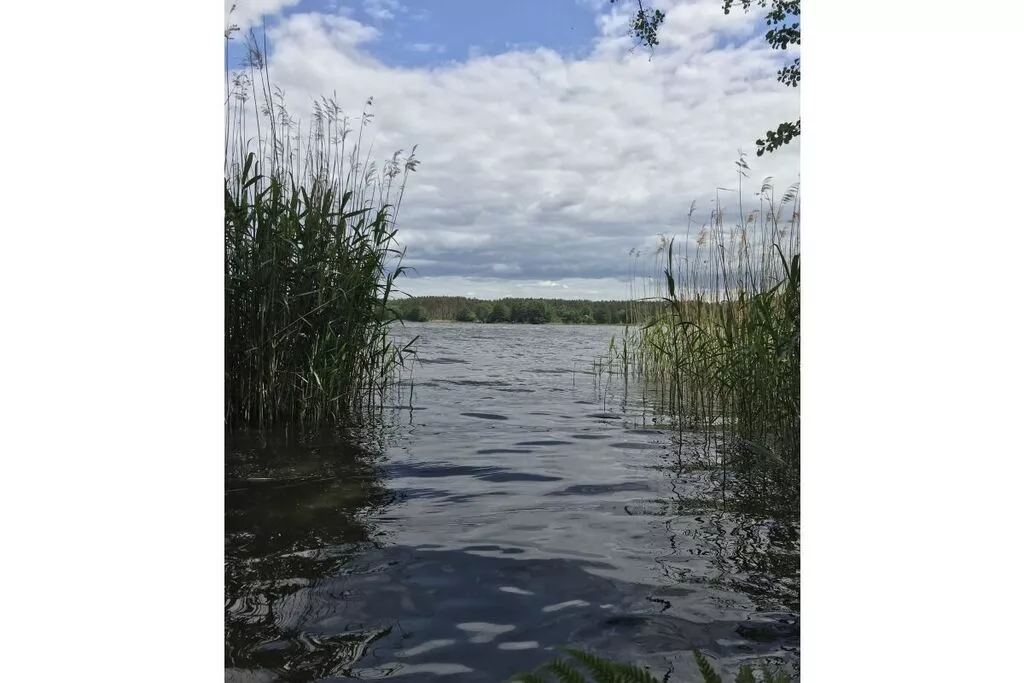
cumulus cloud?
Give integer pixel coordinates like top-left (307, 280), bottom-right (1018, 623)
top-left (409, 42), bottom-right (446, 54)
top-left (227, 0), bottom-right (800, 300)
top-left (363, 0), bottom-right (405, 22)
top-left (225, 0), bottom-right (302, 33)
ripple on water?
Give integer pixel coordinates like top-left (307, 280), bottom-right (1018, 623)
top-left (609, 442), bottom-right (663, 450)
top-left (442, 492), bottom-right (512, 504)
top-left (462, 545), bottom-right (525, 555)
top-left (541, 599), bottom-right (591, 613)
top-left (498, 641), bottom-right (540, 651)
top-left (548, 482), bottom-right (652, 496)
top-left (477, 472), bottom-right (562, 483)
top-left (617, 498), bottom-right (678, 517)
top-left (353, 662), bottom-right (474, 679)
top-left (476, 448), bottom-right (534, 455)
top-left (229, 324), bottom-right (800, 682)
top-left (387, 463), bottom-right (507, 479)
top-left (391, 487), bottom-right (449, 501)
top-left (456, 622), bottom-right (516, 643)
top-left (394, 639), bottom-right (456, 657)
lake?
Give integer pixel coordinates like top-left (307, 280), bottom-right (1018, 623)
top-left (225, 322), bottom-right (800, 682)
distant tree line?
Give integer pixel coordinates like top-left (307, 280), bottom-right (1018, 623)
top-left (390, 296), bottom-right (666, 325)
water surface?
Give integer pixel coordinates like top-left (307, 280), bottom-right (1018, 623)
top-left (226, 322), bottom-right (799, 682)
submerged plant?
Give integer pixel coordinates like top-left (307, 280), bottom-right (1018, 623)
top-left (507, 648), bottom-right (791, 683)
top-left (225, 32), bottom-right (419, 429)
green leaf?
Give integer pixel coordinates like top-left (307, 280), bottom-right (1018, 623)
top-left (735, 665), bottom-right (756, 683)
top-left (505, 673), bottom-right (549, 683)
top-left (543, 659), bottom-right (588, 683)
top-left (692, 650), bottom-right (723, 683)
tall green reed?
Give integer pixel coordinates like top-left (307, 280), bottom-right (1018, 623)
top-left (607, 158), bottom-right (800, 496)
top-left (225, 33), bottom-right (419, 429)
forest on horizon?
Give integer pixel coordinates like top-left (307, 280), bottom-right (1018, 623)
top-left (390, 295), bottom-right (667, 325)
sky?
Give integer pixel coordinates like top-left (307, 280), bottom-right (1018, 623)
top-left (225, 0), bottom-right (800, 301)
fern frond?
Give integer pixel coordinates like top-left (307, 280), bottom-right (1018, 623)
top-left (763, 669), bottom-right (792, 683)
top-left (606, 660), bottom-right (661, 683)
top-left (735, 665), bottom-right (756, 683)
top-left (543, 658), bottom-right (588, 683)
top-left (692, 650), bottom-right (723, 683)
top-left (558, 648), bottom-right (660, 683)
top-left (560, 648), bottom-right (621, 683)
top-left (506, 672), bottom-right (550, 683)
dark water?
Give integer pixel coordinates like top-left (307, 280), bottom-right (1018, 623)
top-left (226, 323), bottom-right (799, 682)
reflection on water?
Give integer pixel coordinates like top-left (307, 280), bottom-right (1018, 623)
top-left (225, 323), bottom-right (799, 682)
top-left (225, 429), bottom-right (398, 681)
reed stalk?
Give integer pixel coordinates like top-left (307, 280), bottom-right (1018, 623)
top-left (225, 32), bottom-right (419, 429)
top-left (605, 162), bottom-right (800, 496)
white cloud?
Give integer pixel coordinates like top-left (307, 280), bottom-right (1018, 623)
top-left (363, 0), bottom-right (405, 22)
top-left (400, 229), bottom-right (492, 250)
top-left (395, 277), bottom-right (635, 302)
top-left (229, 0), bottom-right (800, 300)
top-left (225, 0), bottom-right (302, 33)
top-left (409, 42), bottom-right (446, 54)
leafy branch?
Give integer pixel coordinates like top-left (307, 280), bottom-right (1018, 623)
top-left (612, 0), bottom-right (800, 156)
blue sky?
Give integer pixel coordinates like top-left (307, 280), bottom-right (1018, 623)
top-left (228, 0), bottom-right (604, 70)
top-left (360, 0), bottom-right (603, 66)
top-left (225, 0), bottom-right (799, 300)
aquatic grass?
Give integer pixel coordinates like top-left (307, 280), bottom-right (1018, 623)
top-left (225, 32), bottom-right (419, 429)
top-left (599, 160), bottom-right (800, 496)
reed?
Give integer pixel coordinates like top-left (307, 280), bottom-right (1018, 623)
top-left (604, 159), bottom-right (800, 495)
top-left (224, 32), bottom-right (419, 429)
